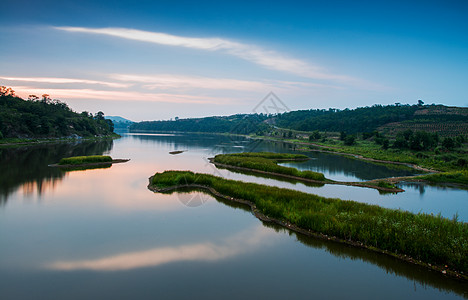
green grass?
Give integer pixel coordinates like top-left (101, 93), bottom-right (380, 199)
top-left (418, 170), bottom-right (468, 185)
top-left (59, 155), bottom-right (113, 165)
top-left (304, 138), bottom-right (468, 173)
top-left (151, 170), bottom-right (468, 273)
top-left (213, 152), bottom-right (325, 181)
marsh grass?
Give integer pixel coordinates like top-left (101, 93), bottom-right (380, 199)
top-left (151, 170), bottom-right (468, 273)
top-left (418, 170), bottom-right (468, 185)
top-left (59, 155), bottom-right (112, 165)
top-left (214, 152), bottom-right (325, 181)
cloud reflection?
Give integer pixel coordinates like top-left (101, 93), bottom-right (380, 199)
top-left (46, 225), bottom-right (277, 271)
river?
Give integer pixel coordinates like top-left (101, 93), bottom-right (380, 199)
top-left (0, 132), bottom-right (466, 299)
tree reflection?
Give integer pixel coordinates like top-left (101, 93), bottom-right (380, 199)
top-left (0, 140), bottom-right (113, 204)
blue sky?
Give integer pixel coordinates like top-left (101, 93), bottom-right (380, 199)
top-left (0, 0), bottom-right (467, 121)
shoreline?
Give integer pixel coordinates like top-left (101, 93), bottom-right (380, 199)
top-left (0, 133), bottom-right (121, 147)
top-left (148, 178), bottom-right (467, 282)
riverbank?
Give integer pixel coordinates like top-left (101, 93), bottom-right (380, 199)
top-left (149, 171), bottom-right (468, 281)
top-left (0, 133), bottom-right (121, 147)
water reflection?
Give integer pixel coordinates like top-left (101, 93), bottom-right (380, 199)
top-left (46, 225), bottom-right (276, 271)
top-left (280, 152), bottom-right (417, 182)
top-left (0, 140), bottom-right (113, 204)
top-left (272, 224), bottom-right (468, 298)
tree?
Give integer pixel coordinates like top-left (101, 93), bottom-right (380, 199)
top-left (95, 111), bottom-right (105, 120)
top-left (28, 95), bottom-right (39, 101)
top-left (344, 135), bottom-right (355, 146)
top-left (418, 99), bottom-right (424, 106)
top-left (442, 137), bottom-right (455, 150)
top-left (382, 139), bottom-right (389, 150)
top-left (0, 86), bottom-right (15, 96)
top-left (340, 131), bottom-right (347, 141)
top-left (309, 130), bottom-right (321, 141)
top-left (41, 94), bottom-right (51, 103)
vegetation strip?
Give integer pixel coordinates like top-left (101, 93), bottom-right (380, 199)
top-left (49, 155), bottom-right (130, 167)
top-left (149, 171), bottom-right (468, 280)
top-left (211, 152), bottom-right (403, 193)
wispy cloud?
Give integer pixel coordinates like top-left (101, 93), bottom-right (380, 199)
top-left (0, 76), bottom-right (130, 88)
top-left (12, 86), bottom-right (233, 104)
top-left (111, 73), bottom-right (268, 91)
top-left (54, 26), bottom-right (381, 89)
top-left (46, 225), bottom-right (277, 271)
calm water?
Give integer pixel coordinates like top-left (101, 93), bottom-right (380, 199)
top-left (0, 132), bottom-right (467, 299)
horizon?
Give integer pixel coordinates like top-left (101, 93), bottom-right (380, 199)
top-left (1, 0), bottom-right (467, 122)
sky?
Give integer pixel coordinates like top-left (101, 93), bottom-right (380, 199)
top-left (0, 0), bottom-right (467, 121)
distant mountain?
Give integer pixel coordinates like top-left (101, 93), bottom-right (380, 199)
top-left (106, 116), bottom-right (134, 129)
top-left (106, 116), bottom-right (134, 123)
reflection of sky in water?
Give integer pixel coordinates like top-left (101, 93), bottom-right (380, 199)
top-left (0, 133), bottom-right (466, 299)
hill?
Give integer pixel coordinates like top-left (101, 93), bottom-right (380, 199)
top-left (106, 116), bottom-right (134, 130)
top-left (129, 103), bottom-right (467, 137)
top-left (275, 104), bottom-right (468, 136)
top-left (0, 87), bottom-right (115, 139)
top-left (106, 116), bottom-right (134, 123)
top-left (129, 114), bottom-right (270, 134)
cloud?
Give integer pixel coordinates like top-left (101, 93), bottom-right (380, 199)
top-left (46, 225), bottom-right (277, 271)
top-left (12, 86), bottom-right (234, 104)
top-left (111, 73), bottom-right (269, 91)
top-left (54, 26), bottom-right (381, 89)
top-left (0, 76), bottom-right (130, 88)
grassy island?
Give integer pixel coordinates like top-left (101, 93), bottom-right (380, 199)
top-left (213, 152), bottom-right (325, 181)
top-left (59, 155), bottom-right (113, 165)
top-left (149, 170), bottom-right (468, 277)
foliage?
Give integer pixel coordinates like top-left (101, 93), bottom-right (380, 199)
top-left (130, 114), bottom-right (270, 134)
top-left (59, 155), bottom-right (112, 165)
top-left (0, 89), bottom-right (114, 139)
top-left (213, 152), bottom-right (325, 181)
top-left (392, 129), bottom-right (438, 151)
top-left (344, 135), bottom-right (356, 146)
top-left (151, 171), bottom-right (468, 272)
top-left (275, 104), bottom-right (468, 135)
top-left (418, 171), bottom-right (468, 185)
top-left (309, 130), bottom-right (321, 141)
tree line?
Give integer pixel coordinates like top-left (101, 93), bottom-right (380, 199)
top-left (0, 87), bottom-right (114, 139)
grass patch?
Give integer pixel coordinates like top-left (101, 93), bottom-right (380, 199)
top-left (418, 171), bottom-right (468, 185)
top-left (59, 155), bottom-right (112, 165)
top-left (151, 171), bottom-right (468, 273)
top-left (214, 152), bottom-right (325, 181)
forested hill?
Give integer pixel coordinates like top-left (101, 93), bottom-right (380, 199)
top-left (130, 114), bottom-right (270, 134)
top-left (0, 89), bottom-right (114, 139)
top-left (276, 104), bottom-right (468, 135)
top-left (129, 103), bottom-right (468, 136)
